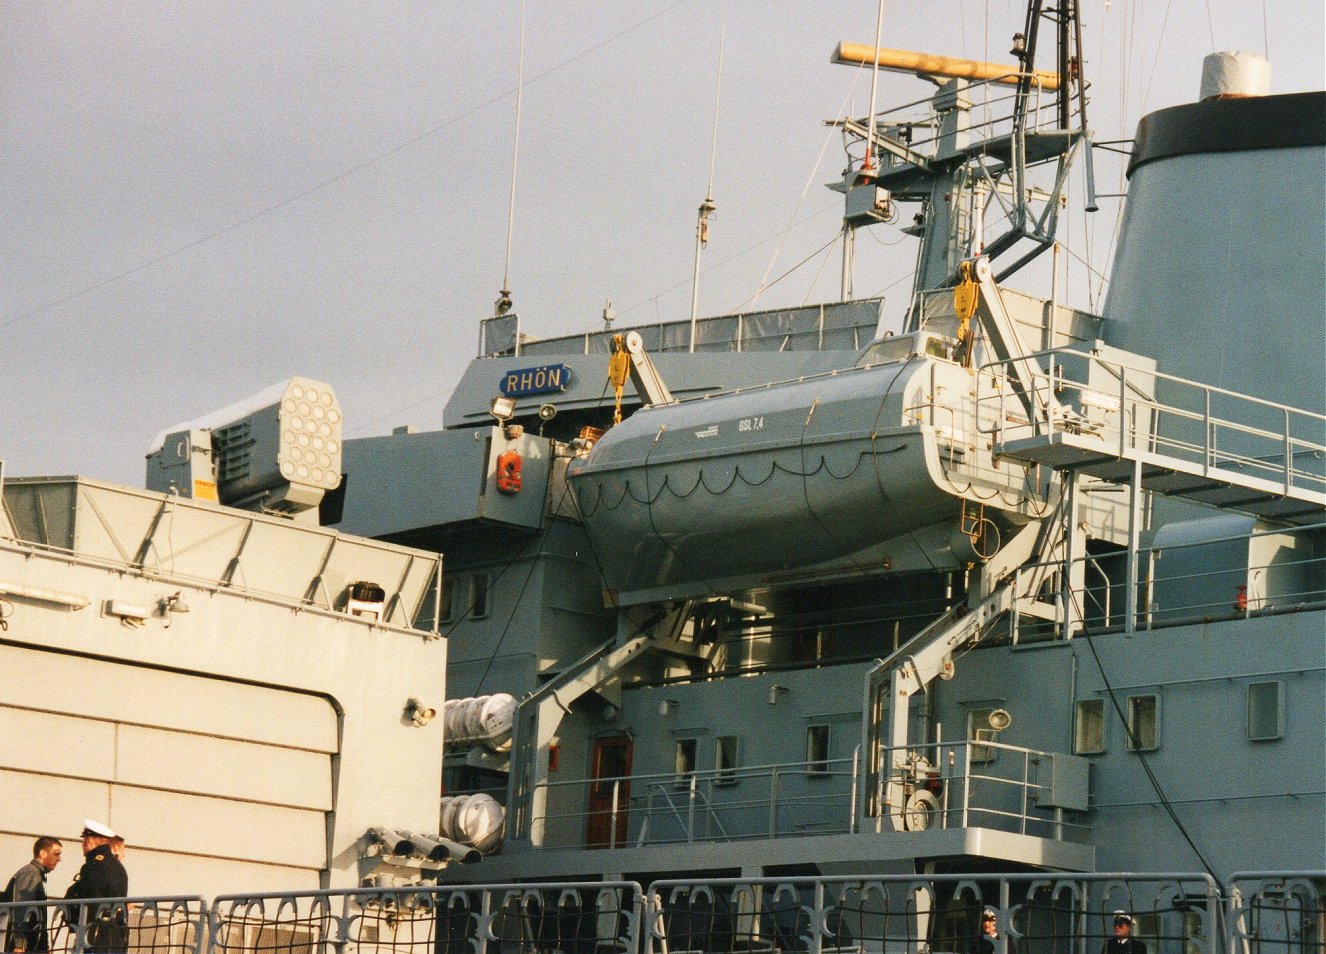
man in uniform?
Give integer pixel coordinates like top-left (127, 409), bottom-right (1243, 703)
top-left (972, 908), bottom-right (1006, 954)
top-left (2, 836), bottom-right (62, 952)
top-left (65, 820), bottom-right (129, 954)
top-left (1101, 911), bottom-right (1146, 954)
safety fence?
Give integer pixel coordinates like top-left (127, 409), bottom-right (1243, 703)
top-left (530, 757), bottom-right (858, 850)
top-left (0, 872), bottom-right (1319, 954)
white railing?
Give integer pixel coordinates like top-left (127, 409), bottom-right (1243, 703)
top-left (865, 739), bottom-right (1092, 841)
top-left (978, 349), bottom-right (1326, 499)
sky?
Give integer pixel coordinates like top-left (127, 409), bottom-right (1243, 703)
top-left (3, 1), bottom-right (1322, 487)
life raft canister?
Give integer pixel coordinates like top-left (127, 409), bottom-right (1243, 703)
top-left (496, 448), bottom-right (523, 494)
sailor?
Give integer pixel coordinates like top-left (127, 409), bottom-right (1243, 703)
top-left (972, 908), bottom-right (1000, 954)
top-left (1101, 911), bottom-right (1147, 954)
top-left (65, 820), bottom-right (128, 954)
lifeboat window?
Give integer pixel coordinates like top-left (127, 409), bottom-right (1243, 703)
top-left (1073, 699), bottom-right (1106, 754)
top-left (674, 738), bottom-right (698, 786)
top-left (856, 335), bottom-right (916, 366)
top-left (715, 736), bottom-right (740, 785)
top-left (805, 725), bottom-right (830, 775)
top-left (1247, 681), bottom-right (1284, 741)
top-left (1126, 694), bottom-right (1160, 751)
top-left (923, 335), bottom-right (953, 360)
top-left (469, 574), bottom-right (490, 619)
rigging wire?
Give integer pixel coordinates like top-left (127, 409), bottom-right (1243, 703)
top-left (730, 233), bottom-right (841, 312)
top-left (619, 200), bottom-right (841, 319)
top-left (747, 72), bottom-right (865, 310)
top-left (1202, 0), bottom-right (1217, 52)
top-left (0, 0), bottom-right (694, 337)
top-left (1260, 0), bottom-right (1269, 59)
top-left (801, 232), bottom-right (842, 305)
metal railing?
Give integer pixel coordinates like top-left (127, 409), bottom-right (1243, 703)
top-left (865, 739), bottom-right (1092, 841)
top-left (211, 883), bottom-right (643, 954)
top-left (526, 735), bottom-right (1097, 851)
top-left (978, 349), bottom-right (1326, 499)
top-left (530, 758), bottom-right (858, 850)
top-left (1006, 521), bottom-right (1326, 642)
top-left (480, 300), bottom-right (882, 359)
top-left (645, 872), bottom-right (1229, 954)
top-left (1, 874), bottom-right (1317, 954)
top-left (0, 896), bottom-right (206, 954)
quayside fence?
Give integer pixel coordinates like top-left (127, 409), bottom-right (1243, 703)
top-left (1, 871), bottom-right (1320, 954)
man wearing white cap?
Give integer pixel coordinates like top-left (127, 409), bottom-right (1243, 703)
top-left (65, 820), bottom-right (128, 954)
top-left (1101, 911), bottom-right (1147, 954)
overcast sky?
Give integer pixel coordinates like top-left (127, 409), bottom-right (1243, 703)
top-left (3, 1), bottom-right (1322, 487)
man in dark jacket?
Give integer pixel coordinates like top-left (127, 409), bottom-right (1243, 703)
top-left (65, 820), bottom-right (129, 954)
top-left (1101, 912), bottom-right (1147, 954)
top-left (3, 836), bottom-right (63, 952)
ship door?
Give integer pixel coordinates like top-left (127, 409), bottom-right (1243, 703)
top-left (585, 733), bottom-right (632, 849)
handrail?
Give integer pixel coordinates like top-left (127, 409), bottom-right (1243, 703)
top-left (984, 347), bottom-right (1326, 419)
top-left (2, 875), bottom-right (1321, 953)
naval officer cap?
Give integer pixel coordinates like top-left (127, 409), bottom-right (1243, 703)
top-left (82, 819), bottom-right (116, 838)
top-left (1112, 911), bottom-right (1133, 926)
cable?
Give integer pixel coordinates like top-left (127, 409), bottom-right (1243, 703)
top-left (1, 0), bottom-right (695, 337)
top-left (1067, 582), bottom-right (1221, 880)
top-left (729, 234), bottom-right (842, 313)
top-left (616, 200), bottom-right (841, 319)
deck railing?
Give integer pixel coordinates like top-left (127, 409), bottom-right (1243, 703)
top-left (529, 757), bottom-right (858, 850)
top-left (4, 873), bottom-right (1317, 954)
top-left (977, 349), bottom-right (1326, 499)
top-left (1006, 521), bottom-right (1326, 642)
top-left (525, 737), bottom-right (1092, 851)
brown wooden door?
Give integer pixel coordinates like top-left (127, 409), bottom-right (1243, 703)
top-left (585, 733), bottom-right (632, 849)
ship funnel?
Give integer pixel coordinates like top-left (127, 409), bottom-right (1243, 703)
top-left (1200, 52), bottom-right (1271, 101)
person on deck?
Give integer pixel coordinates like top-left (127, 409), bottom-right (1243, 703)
top-left (65, 821), bottom-right (128, 954)
top-left (1101, 911), bottom-right (1147, 954)
top-left (3, 837), bottom-right (62, 953)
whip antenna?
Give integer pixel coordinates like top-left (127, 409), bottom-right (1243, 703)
top-left (496, 0), bottom-right (527, 317)
top-left (689, 0), bottom-right (727, 349)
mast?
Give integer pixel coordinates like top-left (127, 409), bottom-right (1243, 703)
top-left (828, 0), bottom-right (1092, 325)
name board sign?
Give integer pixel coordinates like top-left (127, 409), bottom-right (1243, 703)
top-left (500, 363), bottom-right (573, 397)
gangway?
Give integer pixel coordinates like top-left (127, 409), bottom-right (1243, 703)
top-left (983, 349), bottom-right (1326, 526)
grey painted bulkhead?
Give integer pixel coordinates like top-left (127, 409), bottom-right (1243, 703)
top-left (0, 478), bottom-right (446, 897)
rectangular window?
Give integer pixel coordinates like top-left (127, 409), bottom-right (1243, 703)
top-left (967, 709), bottom-right (998, 762)
top-left (674, 738), bottom-right (697, 786)
top-left (439, 577), bottom-right (456, 623)
top-left (806, 725), bottom-right (830, 775)
top-left (715, 736), bottom-right (739, 785)
top-left (469, 574), bottom-right (490, 619)
top-left (1074, 699), bottom-right (1105, 754)
top-left (1247, 681), bottom-right (1284, 741)
top-left (1126, 694), bottom-right (1159, 751)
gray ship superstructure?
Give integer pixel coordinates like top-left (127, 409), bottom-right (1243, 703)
top-left (328, 16), bottom-right (1324, 888)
